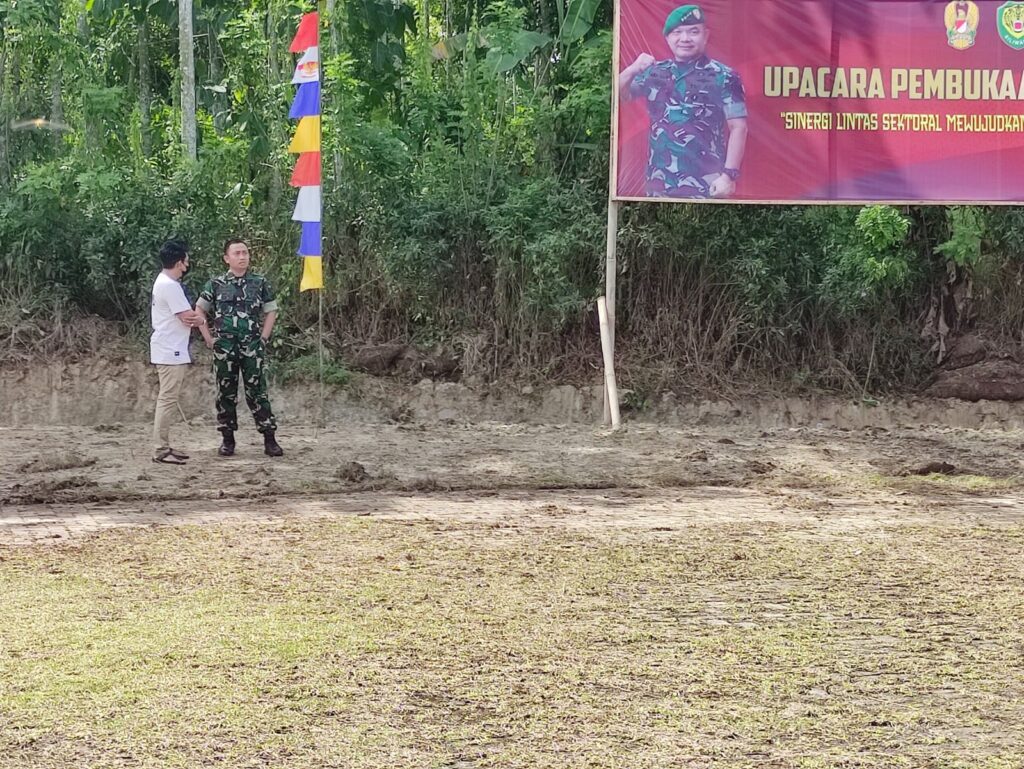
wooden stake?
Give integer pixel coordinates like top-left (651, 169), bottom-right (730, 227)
top-left (603, 199), bottom-right (619, 425)
top-left (598, 297), bottom-right (621, 430)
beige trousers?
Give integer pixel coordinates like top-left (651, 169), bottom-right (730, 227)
top-left (153, 364), bottom-right (188, 451)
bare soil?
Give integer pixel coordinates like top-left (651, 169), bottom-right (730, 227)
top-left (1, 415), bottom-right (1023, 509)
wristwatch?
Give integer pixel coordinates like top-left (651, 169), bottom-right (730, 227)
top-left (723, 167), bottom-right (741, 181)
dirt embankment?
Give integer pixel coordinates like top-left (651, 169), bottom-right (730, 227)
top-left (7, 350), bottom-right (1024, 429)
top-left (925, 333), bottom-right (1024, 401)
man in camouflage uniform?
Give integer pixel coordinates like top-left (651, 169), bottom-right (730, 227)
top-left (195, 239), bottom-right (284, 457)
top-left (619, 4), bottom-right (748, 199)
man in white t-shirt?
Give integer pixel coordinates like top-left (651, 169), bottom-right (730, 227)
top-left (150, 240), bottom-right (210, 464)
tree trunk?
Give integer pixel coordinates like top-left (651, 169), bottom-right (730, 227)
top-left (0, 39), bottom-right (9, 184)
top-left (76, 10), bottom-right (102, 156)
top-left (5, 47), bottom-right (21, 169)
top-left (50, 69), bottom-right (64, 151)
top-left (138, 16), bottom-right (152, 157)
top-left (179, 0), bottom-right (197, 160)
top-left (326, 0), bottom-right (343, 189)
top-left (266, 2), bottom-right (283, 211)
top-left (208, 21), bottom-right (227, 133)
top-left (327, 0), bottom-right (340, 52)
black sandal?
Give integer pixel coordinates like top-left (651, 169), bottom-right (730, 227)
top-left (168, 448), bottom-right (190, 460)
top-left (153, 448), bottom-right (187, 465)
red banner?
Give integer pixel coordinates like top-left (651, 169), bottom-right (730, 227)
top-left (614, 0), bottom-right (1024, 203)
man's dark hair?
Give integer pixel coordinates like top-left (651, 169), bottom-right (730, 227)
top-left (159, 240), bottom-right (189, 269)
top-left (223, 238), bottom-right (248, 255)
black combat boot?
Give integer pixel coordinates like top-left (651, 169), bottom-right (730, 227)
top-left (218, 429), bottom-right (236, 457)
top-left (264, 430), bottom-right (284, 457)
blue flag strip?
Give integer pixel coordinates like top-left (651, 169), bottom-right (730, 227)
top-left (298, 221), bottom-right (322, 256)
top-left (290, 81), bottom-right (321, 119)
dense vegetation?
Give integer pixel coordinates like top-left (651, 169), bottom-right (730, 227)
top-left (1, 0), bottom-right (1022, 395)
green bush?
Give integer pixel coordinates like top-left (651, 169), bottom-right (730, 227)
top-left (273, 353), bottom-right (351, 388)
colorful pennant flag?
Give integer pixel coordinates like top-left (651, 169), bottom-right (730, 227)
top-left (291, 46), bottom-right (320, 84)
top-left (300, 257), bottom-right (323, 293)
top-left (287, 116), bottom-right (321, 153)
top-left (288, 12), bottom-right (323, 292)
top-left (290, 81), bottom-right (321, 119)
top-left (292, 186), bottom-right (322, 222)
top-left (290, 12), bottom-right (319, 53)
top-left (290, 152), bottom-right (322, 187)
top-left (298, 222), bottom-right (322, 256)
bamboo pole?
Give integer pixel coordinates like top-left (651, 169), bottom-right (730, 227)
top-left (597, 297), bottom-right (621, 430)
top-left (313, 1), bottom-right (325, 438)
top-left (315, 290), bottom-right (323, 434)
top-left (317, 6), bottom-right (326, 434)
top-left (603, 0), bottom-right (622, 425)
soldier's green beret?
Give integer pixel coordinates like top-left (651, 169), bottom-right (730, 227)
top-left (663, 4), bottom-right (705, 35)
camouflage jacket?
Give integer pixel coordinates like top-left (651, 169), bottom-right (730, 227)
top-left (631, 55), bottom-right (747, 198)
top-left (197, 272), bottom-right (278, 338)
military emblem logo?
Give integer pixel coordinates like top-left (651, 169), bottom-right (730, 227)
top-left (998, 2), bottom-right (1024, 49)
top-left (946, 1), bottom-right (979, 50)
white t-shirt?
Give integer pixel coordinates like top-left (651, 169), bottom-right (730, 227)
top-left (150, 272), bottom-right (193, 365)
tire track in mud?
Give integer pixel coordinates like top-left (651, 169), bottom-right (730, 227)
top-left (2, 486), bottom-right (1023, 546)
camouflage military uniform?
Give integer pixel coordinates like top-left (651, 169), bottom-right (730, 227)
top-left (631, 55), bottom-right (747, 198)
top-left (196, 272), bottom-right (279, 434)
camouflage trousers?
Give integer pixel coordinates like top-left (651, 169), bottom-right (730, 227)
top-left (212, 335), bottom-right (276, 434)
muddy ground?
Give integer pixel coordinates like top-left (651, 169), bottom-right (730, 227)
top-left (1, 411), bottom-right (1023, 510)
top-left (2, 406), bottom-right (1024, 546)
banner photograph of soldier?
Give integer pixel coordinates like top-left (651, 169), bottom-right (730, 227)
top-left (617, 3), bottom-right (748, 200)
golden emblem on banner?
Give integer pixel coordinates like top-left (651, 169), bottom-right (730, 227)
top-left (946, 1), bottom-right (980, 49)
top-left (998, 2), bottom-right (1024, 49)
